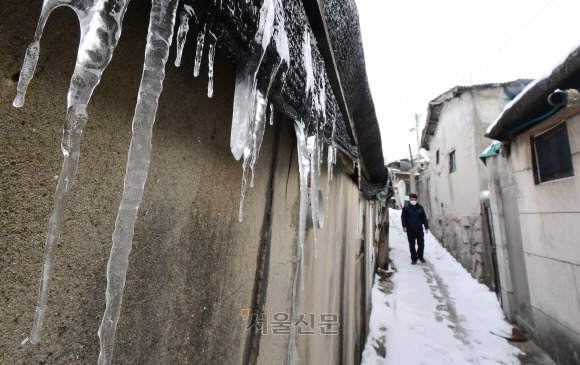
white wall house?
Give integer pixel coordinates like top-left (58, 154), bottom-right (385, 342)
top-left (485, 48), bottom-right (580, 365)
top-left (419, 80), bottom-right (531, 289)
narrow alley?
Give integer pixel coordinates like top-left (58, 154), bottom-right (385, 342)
top-left (362, 209), bottom-right (556, 365)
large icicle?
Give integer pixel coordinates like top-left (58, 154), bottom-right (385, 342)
top-left (234, 0), bottom-right (290, 221)
top-left (13, 0), bottom-right (131, 345)
top-left (97, 1), bottom-right (179, 364)
top-left (30, 105), bottom-right (88, 344)
top-left (230, 0), bottom-right (275, 161)
top-left (307, 135), bottom-right (319, 256)
top-left (300, 29), bottom-right (322, 255)
top-left (294, 121), bottom-right (310, 291)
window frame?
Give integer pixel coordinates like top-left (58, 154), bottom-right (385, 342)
top-left (531, 121), bottom-right (574, 184)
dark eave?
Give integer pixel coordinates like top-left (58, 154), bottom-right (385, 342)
top-left (303, 0), bottom-right (387, 183)
top-left (186, 0), bottom-right (386, 185)
top-left (486, 45), bottom-right (580, 141)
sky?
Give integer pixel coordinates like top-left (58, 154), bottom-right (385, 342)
top-left (355, 0), bottom-right (580, 162)
top-left (361, 209), bottom-right (525, 364)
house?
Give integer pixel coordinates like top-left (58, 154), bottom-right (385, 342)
top-left (0, 0), bottom-right (389, 363)
top-left (483, 46), bottom-right (580, 365)
top-left (418, 80), bottom-right (531, 290)
top-left (387, 158), bottom-right (412, 208)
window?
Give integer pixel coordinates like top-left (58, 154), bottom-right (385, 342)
top-left (449, 150), bottom-right (456, 173)
top-left (531, 121), bottom-right (574, 184)
top-left (436, 149), bottom-right (440, 164)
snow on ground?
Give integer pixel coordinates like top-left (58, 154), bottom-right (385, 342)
top-left (362, 209), bottom-right (522, 365)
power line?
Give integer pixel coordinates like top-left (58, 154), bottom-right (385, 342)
top-left (469, 0), bottom-right (556, 79)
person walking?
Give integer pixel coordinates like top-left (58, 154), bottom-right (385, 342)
top-left (401, 193), bottom-right (429, 265)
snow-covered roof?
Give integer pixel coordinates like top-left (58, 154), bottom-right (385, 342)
top-left (486, 44), bottom-right (580, 141)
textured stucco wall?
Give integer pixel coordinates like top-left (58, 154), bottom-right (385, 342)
top-left (424, 87), bottom-right (515, 286)
top-left (486, 149), bottom-right (533, 330)
top-left (506, 108), bottom-right (580, 365)
top-left (1, 1), bottom-right (374, 364)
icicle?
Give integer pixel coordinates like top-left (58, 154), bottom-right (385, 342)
top-left (174, 5), bottom-right (194, 67)
top-left (238, 91), bottom-right (267, 222)
top-left (357, 159), bottom-right (362, 189)
top-left (30, 105), bottom-right (88, 344)
top-left (234, 0), bottom-right (294, 221)
top-left (16, 0), bottom-right (131, 344)
top-left (326, 144), bottom-right (335, 207)
top-left (230, 0), bottom-right (275, 161)
top-left (294, 121), bottom-right (310, 291)
top-left (269, 103), bottom-right (274, 125)
top-left (317, 81), bottom-right (326, 172)
top-left (249, 93), bottom-right (267, 188)
top-left (13, 39), bottom-right (39, 108)
top-left (306, 135), bottom-right (318, 258)
top-left (193, 23), bottom-right (206, 77)
top-left (97, 1), bottom-right (179, 364)
top-left (302, 30), bottom-right (315, 99)
top-left (207, 30), bottom-right (217, 98)
top-left (12, 0), bottom-right (59, 108)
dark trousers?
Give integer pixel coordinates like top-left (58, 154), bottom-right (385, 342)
top-left (406, 228), bottom-right (424, 261)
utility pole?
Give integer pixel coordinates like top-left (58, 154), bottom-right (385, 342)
top-left (408, 113), bottom-right (421, 154)
top-left (415, 114), bottom-right (421, 151)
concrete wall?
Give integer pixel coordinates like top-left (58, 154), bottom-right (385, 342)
top-left (425, 88), bottom-right (510, 285)
top-left (486, 150), bottom-right (533, 329)
top-left (0, 1), bottom-right (375, 364)
top-left (502, 108), bottom-right (580, 365)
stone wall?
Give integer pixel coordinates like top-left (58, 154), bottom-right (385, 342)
top-left (430, 215), bottom-right (487, 283)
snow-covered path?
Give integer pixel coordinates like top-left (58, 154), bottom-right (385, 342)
top-left (361, 209), bottom-right (522, 365)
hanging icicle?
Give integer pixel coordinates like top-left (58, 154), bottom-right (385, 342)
top-left (233, 0), bottom-right (289, 221)
top-left (207, 29), bottom-right (217, 98)
top-left (294, 120), bottom-right (310, 291)
top-left (13, 0), bottom-right (131, 345)
top-left (193, 23), bottom-right (206, 77)
top-left (97, 1), bottom-right (179, 364)
top-left (174, 5), bottom-right (195, 67)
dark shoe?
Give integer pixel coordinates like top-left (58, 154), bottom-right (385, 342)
top-left (419, 258), bottom-right (426, 263)
top-left (411, 260), bottom-right (417, 265)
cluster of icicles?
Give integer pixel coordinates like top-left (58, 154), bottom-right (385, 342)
top-left (13, 0), bottom-right (349, 363)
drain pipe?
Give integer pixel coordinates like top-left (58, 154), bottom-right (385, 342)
top-left (547, 88), bottom-right (580, 107)
top-left (501, 88), bottom-right (580, 138)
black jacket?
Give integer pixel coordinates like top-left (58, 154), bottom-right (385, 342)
top-left (401, 203), bottom-right (429, 230)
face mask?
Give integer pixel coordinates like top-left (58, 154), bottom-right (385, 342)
top-left (410, 200), bottom-right (417, 205)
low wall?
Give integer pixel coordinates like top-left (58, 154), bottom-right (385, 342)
top-left (430, 214), bottom-right (487, 283)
